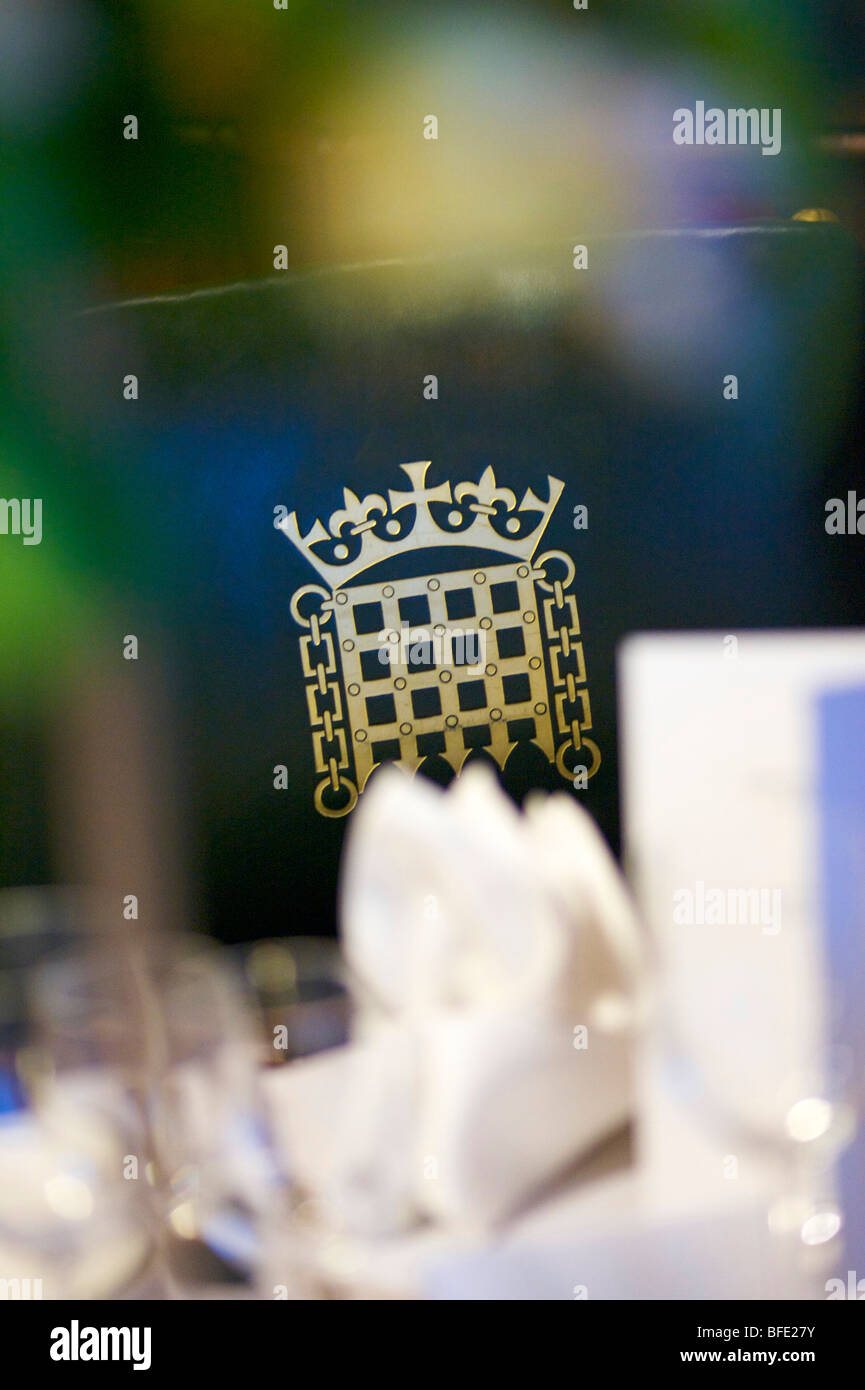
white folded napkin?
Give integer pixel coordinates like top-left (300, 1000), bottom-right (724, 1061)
top-left (279, 766), bottom-right (644, 1237)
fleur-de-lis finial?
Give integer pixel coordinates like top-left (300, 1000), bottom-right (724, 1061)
top-left (328, 488), bottom-right (389, 537)
top-left (454, 466), bottom-right (519, 532)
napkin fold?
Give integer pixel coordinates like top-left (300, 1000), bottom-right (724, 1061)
top-left (281, 766), bottom-right (644, 1236)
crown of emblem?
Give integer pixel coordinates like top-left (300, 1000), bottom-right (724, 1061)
top-left (278, 461), bottom-right (564, 587)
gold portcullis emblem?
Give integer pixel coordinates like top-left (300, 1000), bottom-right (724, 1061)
top-left (279, 462), bottom-right (600, 817)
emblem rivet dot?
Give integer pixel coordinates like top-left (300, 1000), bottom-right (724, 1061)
top-left (480, 617), bottom-right (492, 630)
top-left (394, 677), bottom-right (406, 690)
top-left (524, 611), bottom-right (535, 623)
top-left (473, 572), bottom-right (486, 584)
top-left (343, 639), bottom-right (355, 651)
top-left (485, 664), bottom-right (497, 676)
top-left (517, 566), bottom-right (529, 577)
top-left (439, 670), bottom-right (452, 683)
top-left (336, 592), bottom-right (348, 605)
top-left (355, 730), bottom-right (367, 742)
top-left (534, 702), bottom-right (547, 715)
top-left (490, 708), bottom-right (503, 721)
top-left (383, 585), bottom-right (394, 598)
top-left (445, 715), bottom-right (458, 728)
top-left (400, 723), bottom-right (412, 736)
top-left (529, 657), bottom-right (541, 670)
top-left (348, 683), bottom-right (360, 696)
top-left (427, 578), bottom-right (440, 591)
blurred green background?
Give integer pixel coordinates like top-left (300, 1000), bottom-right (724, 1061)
top-left (2, 0), bottom-right (864, 921)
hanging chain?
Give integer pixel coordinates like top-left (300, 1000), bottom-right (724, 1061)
top-left (533, 552), bottom-right (601, 781)
top-left (290, 585), bottom-right (357, 817)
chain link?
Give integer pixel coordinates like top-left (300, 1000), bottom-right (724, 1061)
top-left (291, 587), bottom-right (357, 817)
top-left (538, 560), bottom-right (601, 781)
